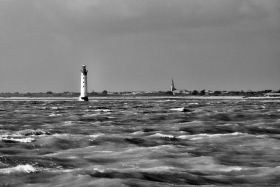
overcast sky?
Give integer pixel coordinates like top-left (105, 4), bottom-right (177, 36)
top-left (0, 0), bottom-right (279, 92)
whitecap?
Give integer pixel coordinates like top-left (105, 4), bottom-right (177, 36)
top-left (150, 133), bottom-right (174, 138)
top-left (170, 108), bottom-right (185, 112)
top-left (165, 100), bottom-right (176, 102)
top-left (217, 123), bottom-right (239, 126)
top-left (93, 151), bottom-right (114, 153)
top-left (139, 166), bottom-right (174, 172)
top-left (94, 109), bottom-right (111, 112)
top-left (170, 108), bottom-right (192, 112)
top-left (178, 132), bottom-right (246, 140)
top-left (124, 145), bottom-right (174, 153)
top-left (50, 107), bottom-right (64, 110)
top-left (191, 164), bottom-right (246, 173)
top-left (219, 166), bottom-right (243, 172)
top-left (0, 164), bottom-right (36, 174)
top-left (17, 129), bottom-right (51, 136)
top-left (89, 133), bottom-right (104, 139)
top-left (131, 131), bottom-right (144, 135)
top-left (49, 113), bottom-right (62, 116)
top-left (82, 113), bottom-right (99, 117)
top-left (1, 137), bottom-right (34, 143)
top-left (150, 145), bottom-right (174, 149)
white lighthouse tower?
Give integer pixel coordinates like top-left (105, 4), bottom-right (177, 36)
top-left (79, 65), bottom-right (89, 101)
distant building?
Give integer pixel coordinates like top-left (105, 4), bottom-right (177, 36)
top-left (264, 93), bottom-right (280, 97)
top-left (205, 90), bottom-right (213, 95)
top-left (170, 79), bottom-right (176, 92)
top-left (132, 91), bottom-right (145, 95)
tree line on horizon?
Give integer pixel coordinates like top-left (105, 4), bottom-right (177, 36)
top-left (0, 89), bottom-right (279, 97)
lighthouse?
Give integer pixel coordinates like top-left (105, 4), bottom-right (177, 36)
top-left (79, 65), bottom-right (89, 101)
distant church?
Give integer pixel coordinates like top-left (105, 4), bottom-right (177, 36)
top-left (170, 79), bottom-right (176, 92)
top-left (170, 79), bottom-right (188, 95)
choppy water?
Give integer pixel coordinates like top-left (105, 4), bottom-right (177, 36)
top-left (0, 99), bottom-right (280, 186)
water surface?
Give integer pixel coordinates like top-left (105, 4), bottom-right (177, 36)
top-left (0, 99), bottom-right (280, 186)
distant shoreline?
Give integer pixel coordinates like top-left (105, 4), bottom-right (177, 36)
top-left (0, 96), bottom-right (280, 101)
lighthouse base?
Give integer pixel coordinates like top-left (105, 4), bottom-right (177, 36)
top-left (79, 96), bottom-right (89, 101)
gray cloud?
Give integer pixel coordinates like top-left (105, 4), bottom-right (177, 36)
top-left (0, 0), bottom-right (279, 92)
top-left (1, 0), bottom-right (279, 41)
top-left (51, 0), bottom-right (279, 33)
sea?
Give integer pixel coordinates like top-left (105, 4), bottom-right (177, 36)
top-left (0, 99), bottom-right (280, 186)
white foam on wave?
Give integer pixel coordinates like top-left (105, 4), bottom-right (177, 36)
top-left (150, 145), bottom-right (174, 149)
top-left (131, 131), bottom-right (144, 135)
top-left (62, 121), bottom-right (75, 126)
top-left (217, 123), bottom-right (239, 126)
top-left (138, 166), bottom-right (174, 172)
top-left (1, 137), bottom-right (34, 143)
top-left (91, 166), bottom-right (174, 173)
top-left (124, 145), bottom-right (174, 153)
top-left (107, 116), bottom-right (116, 119)
top-left (191, 164), bottom-right (246, 173)
top-left (188, 103), bottom-right (199, 105)
top-left (219, 166), bottom-right (243, 172)
top-left (53, 133), bottom-right (68, 137)
top-left (170, 108), bottom-right (186, 112)
top-left (153, 100), bottom-right (176, 102)
top-left (150, 133), bottom-right (174, 138)
top-left (178, 132), bottom-right (245, 140)
top-left (93, 151), bottom-right (114, 153)
top-left (179, 120), bottom-right (203, 124)
top-left (94, 109), bottom-right (111, 112)
top-left (49, 113), bottom-right (62, 116)
top-left (89, 133), bottom-right (104, 139)
top-left (0, 164), bottom-right (36, 174)
top-left (50, 107), bottom-right (63, 110)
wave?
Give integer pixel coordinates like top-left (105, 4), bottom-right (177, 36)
top-left (170, 108), bottom-right (192, 112)
top-left (1, 137), bottom-right (34, 143)
top-left (150, 133), bottom-right (174, 138)
top-left (18, 129), bottom-right (52, 136)
top-left (94, 109), bottom-right (111, 112)
top-left (177, 132), bottom-right (246, 140)
top-left (151, 132), bottom-right (259, 140)
top-left (189, 164), bottom-right (245, 173)
top-left (131, 131), bottom-right (145, 135)
top-left (0, 165), bottom-right (36, 174)
top-left (62, 121), bottom-right (75, 126)
top-left (0, 129), bottom-right (51, 137)
top-left (219, 166), bottom-right (243, 172)
top-left (50, 107), bottom-right (64, 110)
top-left (89, 133), bottom-right (104, 139)
top-left (124, 145), bottom-right (174, 153)
top-left (188, 103), bottom-right (199, 105)
top-left (159, 100), bottom-right (177, 102)
top-left (49, 113), bottom-right (63, 116)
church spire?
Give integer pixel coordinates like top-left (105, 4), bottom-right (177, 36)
top-left (170, 78), bottom-right (176, 91)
